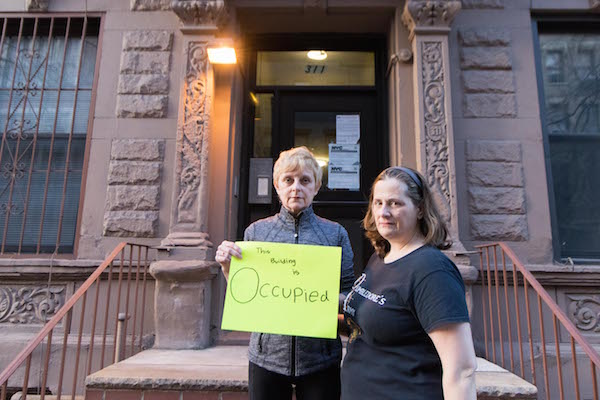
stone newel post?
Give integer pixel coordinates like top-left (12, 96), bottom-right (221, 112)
top-left (149, 0), bottom-right (229, 349)
top-left (402, 1), bottom-right (478, 312)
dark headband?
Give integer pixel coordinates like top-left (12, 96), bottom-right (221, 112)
top-left (393, 166), bottom-right (422, 190)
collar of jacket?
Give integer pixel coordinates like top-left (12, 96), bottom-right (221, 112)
top-left (277, 205), bottom-right (315, 224)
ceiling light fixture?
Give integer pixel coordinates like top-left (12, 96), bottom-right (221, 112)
top-left (307, 50), bottom-right (327, 61)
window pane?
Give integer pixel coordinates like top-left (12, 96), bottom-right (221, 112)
top-left (44, 36), bottom-right (67, 89)
top-left (73, 90), bottom-right (92, 134)
top-left (79, 38), bottom-right (98, 89)
top-left (539, 33), bottom-right (600, 136)
top-left (30, 35), bottom-right (52, 90)
top-left (253, 93), bottom-right (273, 157)
top-left (61, 37), bottom-right (83, 89)
top-left (256, 51), bottom-right (375, 86)
top-left (539, 30), bottom-right (600, 259)
top-left (549, 136), bottom-right (600, 258)
top-left (55, 90), bottom-right (75, 134)
top-left (0, 37), bottom-right (17, 89)
top-left (294, 112), bottom-right (361, 192)
top-left (0, 17), bottom-right (99, 254)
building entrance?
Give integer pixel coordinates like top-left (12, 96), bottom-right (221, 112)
top-left (240, 40), bottom-right (387, 272)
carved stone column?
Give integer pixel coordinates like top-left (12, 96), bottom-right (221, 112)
top-left (160, 38), bottom-right (215, 254)
top-left (160, 0), bottom-right (229, 254)
top-left (149, 0), bottom-right (229, 349)
top-left (402, 1), bottom-right (478, 312)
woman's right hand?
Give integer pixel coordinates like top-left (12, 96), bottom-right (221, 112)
top-left (215, 240), bottom-right (242, 281)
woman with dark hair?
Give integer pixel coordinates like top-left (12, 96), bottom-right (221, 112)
top-left (341, 166), bottom-right (477, 400)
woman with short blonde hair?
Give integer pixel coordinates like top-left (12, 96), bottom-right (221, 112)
top-left (217, 146), bottom-right (355, 400)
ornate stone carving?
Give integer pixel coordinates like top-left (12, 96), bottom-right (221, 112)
top-left (26, 0), bottom-right (48, 11)
top-left (171, 0), bottom-right (229, 28)
top-left (402, 0), bottom-right (461, 37)
top-left (568, 294), bottom-right (600, 332)
top-left (422, 41), bottom-right (451, 223)
top-left (161, 41), bottom-right (212, 247)
top-left (177, 43), bottom-right (208, 225)
top-left (131, 0), bottom-right (171, 11)
top-left (0, 286), bottom-right (65, 324)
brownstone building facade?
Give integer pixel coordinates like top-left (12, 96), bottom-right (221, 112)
top-left (0, 0), bottom-right (598, 398)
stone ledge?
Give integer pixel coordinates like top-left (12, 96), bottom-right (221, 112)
top-left (0, 261), bottom-right (156, 280)
top-left (528, 264), bottom-right (600, 286)
top-left (476, 359), bottom-right (537, 399)
top-left (0, 259), bottom-right (102, 267)
top-left (86, 348), bottom-right (248, 391)
top-left (86, 348), bottom-right (537, 398)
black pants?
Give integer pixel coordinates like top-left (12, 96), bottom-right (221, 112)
top-left (249, 361), bottom-right (341, 400)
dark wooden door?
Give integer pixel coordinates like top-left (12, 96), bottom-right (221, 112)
top-left (276, 91), bottom-right (384, 273)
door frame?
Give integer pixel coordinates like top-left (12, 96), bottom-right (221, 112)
top-left (238, 34), bottom-right (389, 238)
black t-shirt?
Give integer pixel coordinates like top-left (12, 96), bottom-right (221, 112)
top-left (341, 245), bottom-right (469, 400)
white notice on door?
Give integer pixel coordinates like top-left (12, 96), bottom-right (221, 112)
top-left (335, 114), bottom-right (360, 144)
top-left (328, 144), bottom-right (360, 190)
top-left (257, 176), bottom-right (270, 196)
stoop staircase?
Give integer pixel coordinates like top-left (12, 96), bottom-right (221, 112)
top-left (0, 243), bottom-right (153, 400)
top-left (4, 241), bottom-right (599, 399)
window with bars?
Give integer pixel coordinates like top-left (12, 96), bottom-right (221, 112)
top-left (536, 21), bottom-right (600, 261)
top-left (0, 16), bottom-right (100, 254)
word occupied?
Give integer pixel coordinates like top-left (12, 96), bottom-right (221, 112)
top-left (221, 241), bottom-right (342, 339)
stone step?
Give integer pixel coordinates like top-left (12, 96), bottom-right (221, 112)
top-left (11, 395), bottom-right (84, 400)
top-left (85, 346), bottom-right (537, 399)
top-left (475, 358), bottom-right (537, 400)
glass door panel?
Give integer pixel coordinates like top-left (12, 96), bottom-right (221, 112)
top-left (294, 111), bottom-right (361, 192)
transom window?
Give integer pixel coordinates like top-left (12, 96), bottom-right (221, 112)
top-left (256, 51), bottom-right (375, 87)
top-left (0, 16), bottom-right (100, 254)
top-left (536, 21), bottom-right (600, 261)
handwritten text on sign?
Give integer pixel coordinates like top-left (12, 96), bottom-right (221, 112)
top-left (221, 241), bottom-right (342, 339)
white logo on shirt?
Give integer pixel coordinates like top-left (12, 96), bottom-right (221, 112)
top-left (344, 273), bottom-right (387, 316)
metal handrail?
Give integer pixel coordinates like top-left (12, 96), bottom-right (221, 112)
top-left (476, 242), bottom-right (600, 400)
top-left (0, 242), bottom-right (152, 400)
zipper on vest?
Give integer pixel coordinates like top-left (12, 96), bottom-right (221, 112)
top-left (291, 217), bottom-right (299, 376)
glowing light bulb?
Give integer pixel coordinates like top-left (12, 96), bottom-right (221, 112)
top-left (307, 50), bottom-right (327, 61)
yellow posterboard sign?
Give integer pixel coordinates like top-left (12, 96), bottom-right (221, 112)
top-left (221, 241), bottom-right (342, 339)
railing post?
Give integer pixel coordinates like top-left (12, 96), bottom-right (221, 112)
top-left (115, 313), bottom-right (127, 363)
top-left (477, 242), bottom-right (600, 400)
top-left (0, 243), bottom-right (150, 400)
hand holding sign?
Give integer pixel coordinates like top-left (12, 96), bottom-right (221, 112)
top-left (221, 241), bottom-right (342, 339)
